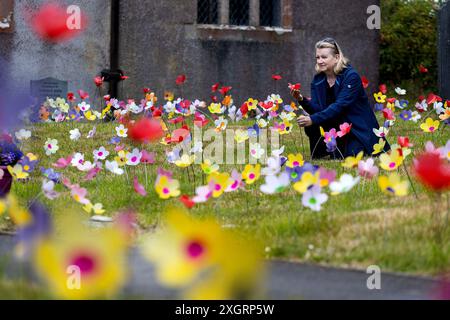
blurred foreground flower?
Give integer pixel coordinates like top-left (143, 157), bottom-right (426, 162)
top-left (33, 214), bottom-right (129, 299)
top-left (140, 208), bottom-right (264, 299)
top-left (413, 152), bottom-right (450, 192)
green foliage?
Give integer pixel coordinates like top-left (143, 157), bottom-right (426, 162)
top-left (380, 0), bottom-right (441, 90)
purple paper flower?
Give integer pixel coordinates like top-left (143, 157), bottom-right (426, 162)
top-left (285, 166), bottom-right (303, 182)
top-left (326, 137), bottom-right (337, 153)
top-left (374, 103), bottom-right (384, 112)
top-left (40, 167), bottom-right (60, 183)
top-left (0, 141), bottom-right (23, 166)
top-left (399, 110), bottom-right (412, 121)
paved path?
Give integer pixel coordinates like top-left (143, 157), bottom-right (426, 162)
top-left (0, 235), bottom-right (441, 299)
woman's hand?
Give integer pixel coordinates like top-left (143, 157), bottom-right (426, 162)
top-left (290, 89), bottom-right (303, 102)
top-left (297, 115), bottom-right (312, 127)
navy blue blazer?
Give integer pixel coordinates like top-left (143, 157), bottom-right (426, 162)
top-left (300, 65), bottom-right (386, 156)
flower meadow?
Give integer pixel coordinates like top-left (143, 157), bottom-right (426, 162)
top-left (1, 73), bottom-right (450, 299)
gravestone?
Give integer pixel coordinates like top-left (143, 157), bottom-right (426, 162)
top-left (438, 2), bottom-right (450, 100)
top-left (29, 77), bottom-right (68, 122)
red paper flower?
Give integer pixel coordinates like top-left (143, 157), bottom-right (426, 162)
top-left (382, 108), bottom-right (395, 120)
top-left (176, 74), bottom-right (186, 85)
top-left (94, 76), bottom-right (104, 87)
top-left (179, 195), bottom-right (195, 209)
top-left (426, 93), bottom-right (442, 105)
top-left (77, 90), bottom-right (89, 100)
top-left (120, 75), bottom-right (129, 80)
top-left (288, 83), bottom-right (301, 90)
top-left (419, 64), bottom-right (429, 74)
top-left (30, 3), bottom-right (86, 42)
top-left (272, 74), bottom-right (282, 81)
top-left (397, 136), bottom-right (413, 148)
top-left (219, 86), bottom-right (232, 96)
top-left (128, 118), bottom-right (164, 144)
top-left (361, 76), bottom-right (369, 89)
top-left (67, 92), bottom-right (75, 102)
top-left (143, 88), bottom-right (151, 94)
top-left (211, 83), bottom-right (220, 92)
top-left (379, 84), bottom-right (387, 94)
top-left (103, 95), bottom-right (111, 101)
top-left (413, 152), bottom-right (450, 191)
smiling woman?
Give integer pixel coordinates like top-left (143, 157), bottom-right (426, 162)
top-left (291, 37), bottom-right (389, 158)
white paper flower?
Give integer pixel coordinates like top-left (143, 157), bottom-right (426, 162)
top-left (93, 146), bottom-right (109, 161)
top-left (69, 128), bottom-right (81, 141)
top-left (116, 124), bottom-right (128, 137)
top-left (410, 111), bottom-right (422, 123)
top-left (261, 156), bottom-right (281, 176)
top-left (77, 161), bottom-right (95, 172)
top-left (394, 87), bottom-right (406, 95)
top-left (78, 101), bottom-right (91, 112)
top-left (42, 179), bottom-right (60, 200)
top-left (44, 139), bottom-right (59, 155)
top-left (373, 127), bottom-right (389, 138)
top-left (105, 160), bottom-right (124, 175)
top-left (329, 174), bottom-right (360, 195)
top-left (15, 129), bottom-right (31, 141)
top-left (126, 148), bottom-right (142, 166)
top-left (271, 145), bottom-right (285, 157)
top-left (260, 172), bottom-right (290, 194)
top-left (250, 143), bottom-right (265, 159)
top-left (302, 185), bottom-right (328, 211)
top-left (71, 152), bottom-right (85, 167)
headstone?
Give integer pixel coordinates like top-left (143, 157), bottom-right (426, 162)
top-left (438, 2), bottom-right (450, 100)
top-left (29, 77), bottom-right (68, 122)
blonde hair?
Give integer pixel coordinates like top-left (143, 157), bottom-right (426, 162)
top-left (314, 38), bottom-right (349, 74)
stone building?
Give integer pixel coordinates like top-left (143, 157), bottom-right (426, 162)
top-left (0, 0), bottom-right (380, 105)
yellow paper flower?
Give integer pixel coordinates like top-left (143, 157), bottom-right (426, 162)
top-left (139, 209), bottom-right (263, 299)
top-left (246, 98), bottom-right (258, 111)
top-left (286, 153), bottom-right (304, 168)
top-left (420, 117), bottom-right (440, 133)
top-left (7, 164), bottom-right (29, 180)
top-left (234, 129), bottom-right (249, 143)
top-left (207, 172), bottom-right (231, 198)
top-left (201, 159), bottom-right (220, 175)
top-left (155, 175), bottom-right (181, 199)
top-left (5, 194), bottom-right (31, 227)
top-left (242, 164), bottom-right (261, 185)
top-left (379, 150), bottom-right (403, 171)
top-left (33, 215), bottom-right (128, 299)
top-left (373, 92), bottom-right (386, 103)
top-left (83, 202), bottom-right (106, 215)
top-left (208, 103), bottom-right (223, 114)
top-left (84, 110), bottom-right (97, 121)
top-left (293, 171), bottom-right (320, 194)
top-left (164, 91), bottom-right (174, 101)
top-left (175, 154), bottom-right (195, 168)
top-left (372, 138), bottom-right (386, 155)
top-left (114, 150), bottom-right (128, 166)
top-left (378, 173), bottom-right (409, 196)
top-left (341, 151), bottom-right (364, 169)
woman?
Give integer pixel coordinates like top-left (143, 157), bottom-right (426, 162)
top-left (291, 37), bottom-right (388, 158)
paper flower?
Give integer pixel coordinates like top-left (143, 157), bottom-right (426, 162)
top-left (128, 118), bottom-right (164, 143)
top-left (373, 127), bottom-right (389, 138)
top-left (207, 172), bottom-right (231, 198)
top-left (261, 157), bottom-right (281, 176)
top-left (373, 92), bottom-right (386, 104)
top-left (286, 153), bottom-right (304, 168)
top-left (15, 129), bottom-right (31, 141)
top-left (420, 118), bottom-right (440, 133)
top-left (174, 154), bottom-right (195, 168)
top-left (302, 185), bottom-right (328, 211)
top-left (372, 138), bottom-right (386, 155)
top-left (413, 152), bottom-right (450, 191)
top-left (208, 103), bottom-right (224, 114)
top-left (155, 175), bottom-right (181, 199)
top-left (395, 87), bottom-right (406, 95)
top-left (249, 143), bottom-right (265, 159)
top-left (260, 172), bottom-right (290, 194)
top-left (78, 101), bottom-right (90, 112)
top-left (83, 202), bottom-right (106, 215)
top-left (115, 124), bottom-right (128, 137)
top-left (69, 128), bottom-right (81, 141)
top-left (93, 147), bottom-right (109, 161)
top-left (133, 176), bottom-right (147, 196)
top-left (341, 151), bottom-right (364, 169)
top-left (225, 170), bottom-right (243, 192)
top-left (214, 116), bottom-right (228, 132)
top-left (293, 171), bottom-right (320, 194)
top-left (105, 160), bottom-right (124, 175)
top-left (7, 164), bottom-right (29, 180)
top-left (44, 139), bottom-right (59, 156)
top-left (242, 164), bottom-right (261, 185)
top-left (440, 140), bottom-right (450, 161)
top-left (201, 159), bottom-right (220, 175)
top-left (42, 179), bottom-right (60, 200)
top-left (86, 126), bottom-right (96, 138)
top-left (329, 174), bottom-right (360, 195)
top-left (358, 158), bottom-right (379, 179)
top-left (378, 173), bottom-right (409, 196)
top-left (337, 123), bottom-right (352, 138)
top-left (192, 185), bottom-right (213, 203)
top-left (234, 129), bottom-right (249, 143)
top-left (379, 150), bottom-right (403, 171)
top-left (126, 148), bottom-right (142, 166)
top-left (410, 111), bottom-right (422, 122)
top-left (33, 215), bottom-right (128, 299)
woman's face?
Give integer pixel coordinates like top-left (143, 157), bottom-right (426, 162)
top-left (316, 48), bottom-right (339, 74)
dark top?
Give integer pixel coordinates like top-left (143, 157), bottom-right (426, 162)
top-left (326, 82), bottom-right (336, 107)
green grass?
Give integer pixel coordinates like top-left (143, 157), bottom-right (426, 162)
top-left (2, 113), bottom-right (450, 277)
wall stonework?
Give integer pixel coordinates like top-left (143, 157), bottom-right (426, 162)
top-left (119, 0), bottom-right (380, 104)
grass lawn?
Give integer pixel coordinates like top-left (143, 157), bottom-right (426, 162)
top-left (2, 111), bottom-right (450, 277)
